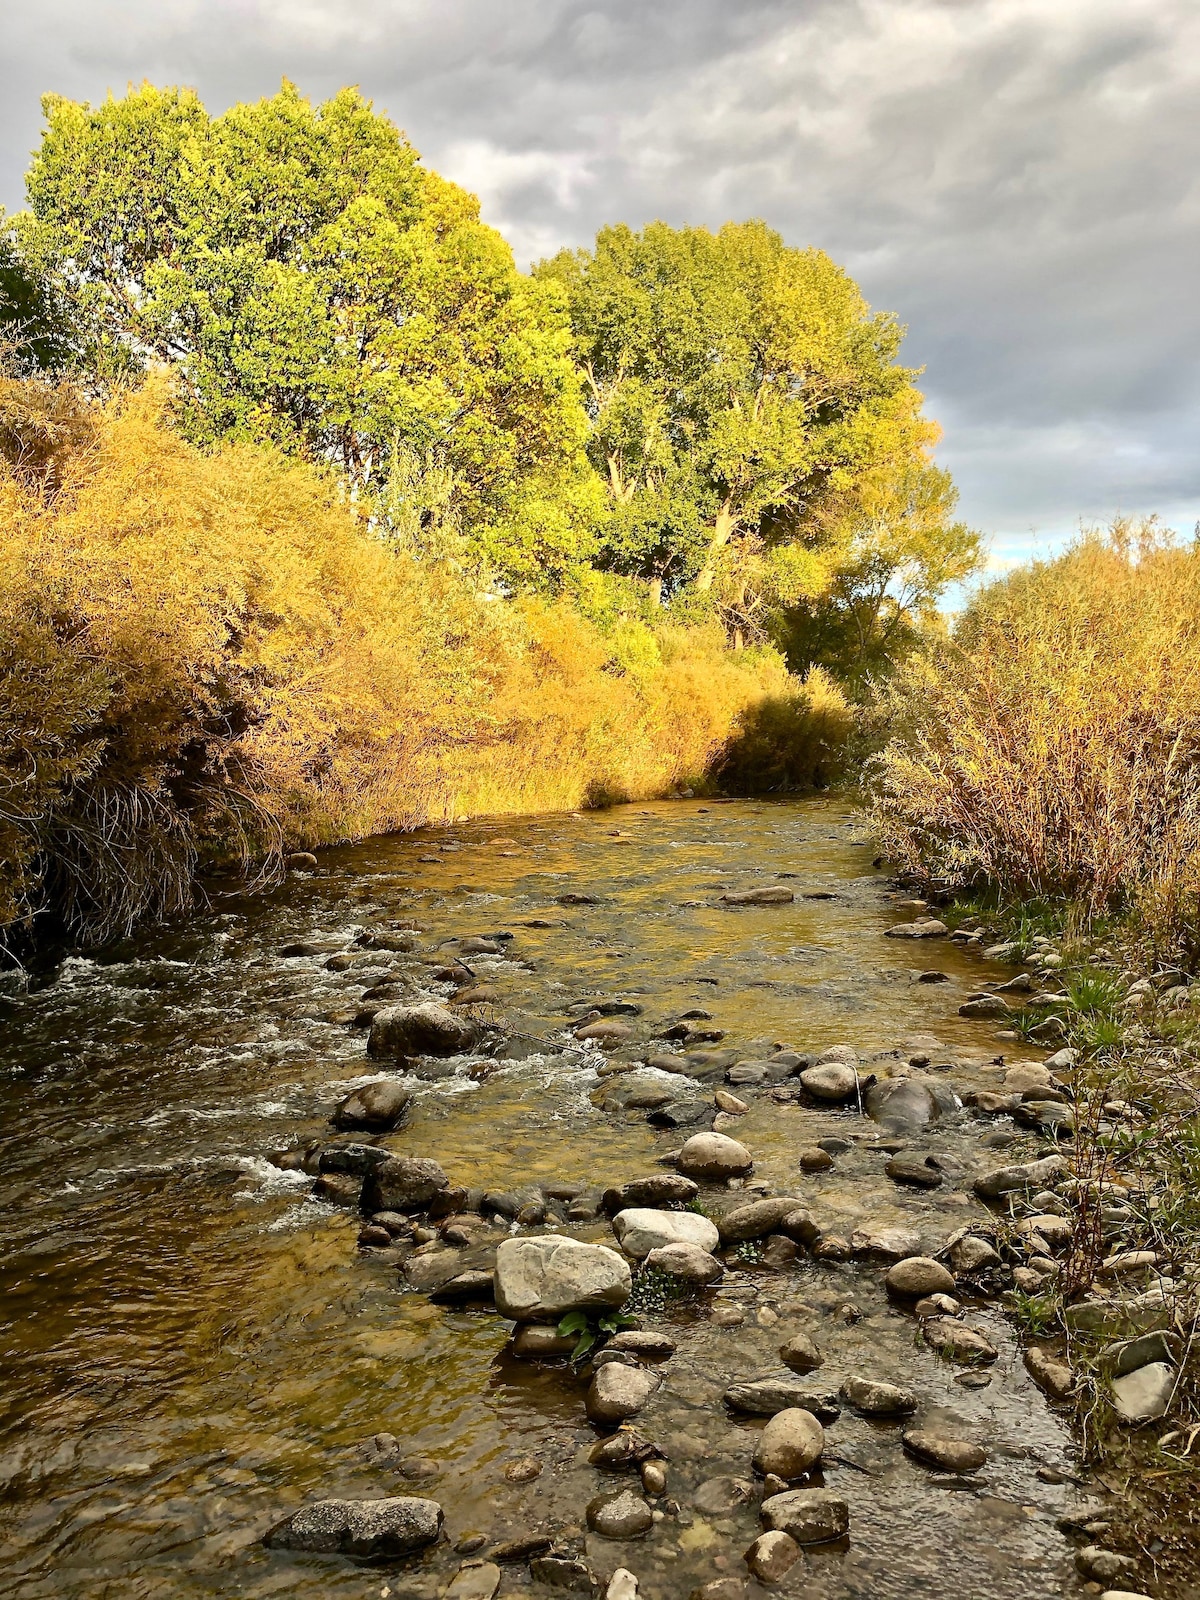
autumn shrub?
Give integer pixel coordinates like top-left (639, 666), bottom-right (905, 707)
top-left (0, 370), bottom-right (826, 946)
top-left (718, 669), bottom-right (855, 792)
top-left (873, 525), bottom-right (1200, 957)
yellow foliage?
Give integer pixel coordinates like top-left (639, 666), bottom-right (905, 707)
top-left (873, 524), bottom-right (1200, 950)
top-left (0, 371), bottom-right (836, 943)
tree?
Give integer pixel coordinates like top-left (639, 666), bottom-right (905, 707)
top-left (538, 220), bottom-right (979, 649)
top-left (0, 222), bottom-right (73, 371)
top-left (17, 81), bottom-right (593, 581)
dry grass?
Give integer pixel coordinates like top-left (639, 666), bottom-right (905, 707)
top-left (0, 367), bottom-right (846, 945)
top-left (873, 523), bottom-right (1200, 960)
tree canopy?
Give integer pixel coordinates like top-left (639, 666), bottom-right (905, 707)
top-left (17, 81), bottom-right (594, 579)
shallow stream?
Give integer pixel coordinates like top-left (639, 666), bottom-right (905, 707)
top-left (0, 798), bottom-right (1097, 1599)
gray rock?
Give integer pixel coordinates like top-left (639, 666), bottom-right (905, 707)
top-left (511, 1326), bottom-right (577, 1359)
top-left (1111, 1361), bottom-right (1176, 1425)
top-left (719, 1198), bottom-right (805, 1243)
top-left (850, 1226), bottom-right (921, 1260)
top-left (959, 995), bottom-right (1010, 1019)
top-left (744, 1530), bottom-right (802, 1584)
top-left (1105, 1330), bottom-right (1180, 1377)
top-left (865, 1078), bottom-right (948, 1131)
top-left (885, 1256), bottom-right (957, 1298)
top-left (643, 1242), bottom-right (724, 1283)
top-left (902, 1430), bottom-right (987, 1471)
top-left (429, 1270), bottom-right (495, 1305)
top-left (613, 1208), bottom-right (720, 1258)
top-left (586, 1488), bottom-right (654, 1538)
top-left (1024, 1347), bottom-right (1074, 1399)
top-left (693, 1476), bottom-right (757, 1515)
top-left (753, 1408), bottom-right (824, 1478)
top-left (494, 1235), bottom-right (631, 1322)
top-left (948, 1234), bottom-right (1002, 1273)
top-left (724, 1377), bottom-right (841, 1422)
top-left (885, 1153), bottom-right (944, 1188)
top-left (333, 1079), bottom-right (412, 1132)
top-left (586, 1364), bottom-right (662, 1424)
top-left (264, 1496), bottom-right (442, 1557)
top-left (760, 1488), bottom-right (849, 1544)
top-left (841, 1376), bottom-right (917, 1416)
top-left (799, 1062), bottom-right (859, 1102)
top-left (368, 1002), bottom-right (480, 1059)
top-left (319, 1143), bottom-right (395, 1175)
top-left (608, 1330), bottom-right (677, 1359)
top-left (1076, 1548), bottom-right (1138, 1584)
top-left (884, 918), bottom-right (948, 939)
top-left (362, 1156), bottom-right (450, 1214)
top-left (602, 1174), bottom-right (699, 1211)
top-left (677, 1132), bottom-right (753, 1179)
top-left (973, 1154), bottom-right (1067, 1198)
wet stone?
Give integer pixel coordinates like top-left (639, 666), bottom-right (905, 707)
top-left (745, 1530), bottom-right (802, 1584)
top-left (264, 1495), bottom-right (443, 1557)
top-left (445, 1563), bottom-right (502, 1600)
top-left (885, 1256), bottom-right (957, 1298)
top-left (885, 1152), bottom-right (944, 1188)
top-left (693, 1476), bottom-right (757, 1515)
top-left (753, 1408), bottom-right (824, 1478)
top-left (644, 1242), bottom-right (724, 1283)
top-left (760, 1488), bottom-right (850, 1545)
top-left (494, 1236), bottom-right (632, 1322)
top-left (586, 1364), bottom-right (662, 1424)
top-left (778, 1332), bottom-right (823, 1373)
top-left (902, 1430), bottom-right (987, 1472)
top-left (677, 1133), bottom-right (753, 1180)
top-left (333, 1079), bottom-right (412, 1132)
top-left (922, 1318), bottom-right (999, 1364)
top-left (841, 1376), bottom-right (916, 1416)
top-left (587, 1488), bottom-right (654, 1538)
top-left (725, 1377), bottom-right (841, 1422)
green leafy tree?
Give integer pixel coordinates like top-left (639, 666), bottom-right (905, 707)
top-left (17, 82), bottom-right (593, 581)
top-left (0, 222), bottom-right (73, 371)
top-left (539, 220), bottom-right (979, 649)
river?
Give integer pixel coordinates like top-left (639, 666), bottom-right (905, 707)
top-left (0, 797), bottom-right (1094, 1599)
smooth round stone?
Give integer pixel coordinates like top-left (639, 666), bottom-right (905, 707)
top-left (644, 1242), bottom-right (725, 1283)
top-left (745, 1530), bottom-right (802, 1584)
top-left (677, 1133), bottom-right (754, 1180)
top-left (885, 1256), bottom-right (957, 1297)
top-left (798, 1147), bottom-right (834, 1171)
top-left (586, 1364), bottom-right (662, 1424)
top-left (753, 1408), bottom-right (824, 1478)
top-left (799, 1062), bottom-right (859, 1102)
top-left (760, 1487), bottom-right (849, 1545)
top-left (914, 1293), bottom-right (961, 1319)
top-left (902, 1430), bottom-right (987, 1472)
top-left (613, 1207), bottom-right (720, 1258)
top-left (711, 1303), bottom-right (745, 1327)
top-left (586, 1488), bottom-right (654, 1539)
top-left (445, 1563), bottom-right (502, 1600)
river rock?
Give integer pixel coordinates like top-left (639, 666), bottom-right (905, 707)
top-left (760, 1488), bottom-right (849, 1544)
top-left (753, 1408), bottom-right (824, 1478)
top-left (613, 1208), bottom-right (720, 1258)
top-left (530, 1557), bottom-right (594, 1590)
top-left (644, 1242), bottom-right (724, 1282)
top-left (841, 1376), bottom-right (917, 1416)
top-left (1076, 1548), bottom-right (1139, 1584)
top-left (799, 1062), bottom-right (859, 1102)
top-left (719, 1197), bottom-right (805, 1243)
top-left (922, 1318), bottom-right (998, 1364)
top-left (1105, 1330), bottom-right (1180, 1377)
top-left (608, 1330), bottom-right (677, 1359)
top-left (850, 1226), bottom-right (921, 1260)
top-left (603, 1174), bottom-right (700, 1211)
top-left (745, 1530), bottom-right (802, 1584)
top-left (577, 1019), bottom-right (635, 1047)
top-left (606, 1569), bottom-right (640, 1600)
top-left (721, 887), bottom-right (794, 905)
top-left (429, 1270), bottom-right (495, 1305)
top-left (446, 1565), bottom-right (501, 1600)
top-left (362, 1156), bottom-right (450, 1213)
top-left (511, 1326), bottom-right (577, 1358)
top-left (586, 1364), bottom-right (662, 1424)
top-left (494, 1236), bottom-right (631, 1322)
top-left (1024, 1347), bottom-right (1074, 1399)
top-left (677, 1133), bottom-right (753, 1179)
top-left (368, 1002), bottom-right (480, 1059)
top-left (586, 1487), bottom-right (653, 1539)
top-left (724, 1377), bottom-right (840, 1422)
top-left (948, 1234), bottom-right (1002, 1273)
top-left (333, 1079), bottom-right (412, 1132)
top-left (885, 1153), bottom-right (944, 1188)
top-left (974, 1154), bottom-right (1067, 1198)
top-left (959, 995), bottom-right (1010, 1020)
top-left (779, 1333), bottom-right (823, 1373)
top-left (902, 1430), bottom-right (987, 1472)
top-left (886, 1257), bottom-right (956, 1297)
top-left (865, 1078), bottom-right (945, 1131)
top-left (1111, 1361), bottom-right (1176, 1424)
top-left (884, 918), bottom-right (948, 939)
top-left (265, 1496), bottom-right (442, 1557)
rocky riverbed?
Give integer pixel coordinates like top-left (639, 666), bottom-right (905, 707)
top-left (0, 798), bottom-right (1159, 1599)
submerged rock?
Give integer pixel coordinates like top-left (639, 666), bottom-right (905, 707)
top-left (759, 1488), bottom-right (849, 1545)
top-left (721, 887), bottom-right (795, 905)
top-left (586, 1488), bottom-right (654, 1539)
top-left (333, 1079), bottom-right (412, 1132)
top-left (724, 1376), bottom-right (840, 1421)
top-left (586, 1364), bottom-right (662, 1424)
top-left (902, 1430), bottom-right (987, 1472)
top-left (264, 1496), bottom-right (442, 1557)
top-left (494, 1235), bottom-right (631, 1322)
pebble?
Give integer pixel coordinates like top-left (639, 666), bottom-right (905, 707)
top-left (744, 1530), bottom-right (802, 1584)
top-left (641, 1459), bottom-right (668, 1495)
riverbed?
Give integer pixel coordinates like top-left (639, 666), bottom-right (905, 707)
top-left (0, 797), bottom-right (1096, 1599)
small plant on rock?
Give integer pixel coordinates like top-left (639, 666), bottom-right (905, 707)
top-left (556, 1308), bottom-right (637, 1362)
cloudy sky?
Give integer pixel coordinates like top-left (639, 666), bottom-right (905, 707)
top-left (3, 0), bottom-right (1197, 566)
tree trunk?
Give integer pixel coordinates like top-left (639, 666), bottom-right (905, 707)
top-left (694, 502), bottom-right (736, 593)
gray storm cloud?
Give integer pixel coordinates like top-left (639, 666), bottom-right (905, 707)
top-left (3, 0), bottom-right (1197, 556)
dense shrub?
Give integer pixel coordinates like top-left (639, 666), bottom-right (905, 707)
top-left (873, 525), bottom-right (1200, 955)
top-left (0, 369), bottom-right (842, 946)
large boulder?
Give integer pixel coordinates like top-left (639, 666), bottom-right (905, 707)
top-left (494, 1235), bottom-right (631, 1323)
top-left (368, 1002), bottom-right (480, 1059)
top-left (333, 1079), bottom-right (412, 1132)
top-left (613, 1208), bottom-right (720, 1258)
top-left (264, 1496), bottom-right (442, 1557)
top-left (677, 1133), bottom-right (753, 1180)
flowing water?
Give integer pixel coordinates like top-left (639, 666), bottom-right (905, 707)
top-left (0, 798), bottom-right (1096, 1599)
